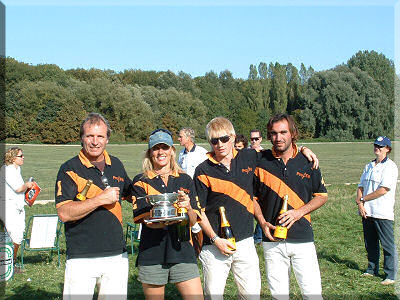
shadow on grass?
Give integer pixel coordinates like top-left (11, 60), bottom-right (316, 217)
top-left (19, 251), bottom-right (65, 267)
top-left (5, 283), bottom-right (60, 300)
top-left (318, 249), bottom-right (361, 271)
top-left (322, 294), bottom-right (398, 300)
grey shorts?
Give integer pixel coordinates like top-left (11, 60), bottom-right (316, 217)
top-left (138, 263), bottom-right (200, 285)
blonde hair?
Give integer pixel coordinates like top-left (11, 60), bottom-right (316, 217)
top-left (205, 117), bottom-right (235, 142)
top-left (4, 147), bottom-right (22, 165)
top-left (142, 146), bottom-right (182, 178)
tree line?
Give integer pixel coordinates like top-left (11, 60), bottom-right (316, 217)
top-left (2, 50), bottom-right (397, 144)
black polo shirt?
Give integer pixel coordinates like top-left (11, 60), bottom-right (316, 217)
top-left (132, 171), bottom-right (201, 266)
top-left (254, 146), bottom-right (327, 243)
top-left (194, 148), bottom-right (258, 244)
top-left (55, 150), bottom-right (132, 259)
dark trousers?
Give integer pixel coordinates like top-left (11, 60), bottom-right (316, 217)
top-left (362, 217), bottom-right (398, 280)
top-left (253, 223), bottom-right (262, 242)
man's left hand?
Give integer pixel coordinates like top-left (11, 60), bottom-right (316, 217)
top-left (277, 209), bottom-right (302, 229)
top-left (301, 146), bottom-right (319, 169)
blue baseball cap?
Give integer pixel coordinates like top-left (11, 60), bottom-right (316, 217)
top-left (148, 129), bottom-right (173, 149)
top-left (374, 136), bottom-right (391, 148)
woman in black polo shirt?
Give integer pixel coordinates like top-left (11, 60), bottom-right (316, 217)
top-left (132, 129), bottom-right (203, 300)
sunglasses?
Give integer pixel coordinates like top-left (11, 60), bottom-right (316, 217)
top-left (210, 135), bottom-right (230, 145)
top-left (250, 137), bottom-right (260, 141)
top-left (374, 144), bottom-right (385, 149)
top-left (150, 128), bottom-right (172, 137)
top-left (152, 144), bottom-right (171, 151)
top-left (16, 155), bottom-right (24, 158)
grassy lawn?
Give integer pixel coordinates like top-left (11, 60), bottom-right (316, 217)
top-left (2, 142), bottom-right (399, 299)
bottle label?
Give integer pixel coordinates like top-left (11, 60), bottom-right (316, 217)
top-left (227, 238), bottom-right (236, 250)
top-left (0, 233), bottom-right (14, 281)
top-left (273, 226), bottom-right (287, 240)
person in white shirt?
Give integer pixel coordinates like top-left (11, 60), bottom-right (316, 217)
top-left (178, 128), bottom-right (208, 178)
top-left (1, 147), bottom-right (34, 273)
top-left (178, 128), bottom-right (208, 255)
top-left (356, 136), bottom-right (398, 285)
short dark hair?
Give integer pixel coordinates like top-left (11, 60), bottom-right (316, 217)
top-left (80, 112), bottom-right (111, 140)
top-left (267, 113), bottom-right (299, 142)
top-left (235, 134), bottom-right (248, 148)
top-left (250, 129), bottom-right (262, 137)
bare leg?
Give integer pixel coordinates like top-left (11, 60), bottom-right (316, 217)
top-left (175, 277), bottom-right (204, 300)
top-left (142, 283), bottom-right (165, 300)
top-left (13, 243), bottom-right (20, 262)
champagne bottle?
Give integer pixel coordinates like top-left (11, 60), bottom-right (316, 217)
top-left (76, 179), bottom-right (93, 201)
top-left (177, 207), bottom-right (191, 242)
top-left (273, 195), bottom-right (289, 240)
top-left (219, 206), bottom-right (236, 250)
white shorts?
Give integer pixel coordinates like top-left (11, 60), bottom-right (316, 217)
top-left (199, 237), bottom-right (261, 300)
top-left (63, 252), bottom-right (129, 300)
top-left (5, 206), bottom-right (25, 244)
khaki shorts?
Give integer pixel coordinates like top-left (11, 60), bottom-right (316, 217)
top-left (138, 263), bottom-right (199, 285)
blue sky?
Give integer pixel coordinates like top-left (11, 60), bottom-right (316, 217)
top-left (2, 0), bottom-right (398, 78)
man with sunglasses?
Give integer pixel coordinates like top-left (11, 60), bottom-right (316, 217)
top-left (250, 129), bottom-right (263, 244)
top-left (194, 117), bottom-right (261, 299)
top-left (55, 113), bottom-right (132, 299)
top-left (250, 129), bottom-right (263, 152)
top-left (194, 117), bottom-right (318, 299)
top-left (356, 136), bottom-right (398, 285)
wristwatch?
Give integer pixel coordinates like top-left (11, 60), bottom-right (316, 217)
top-left (210, 235), bottom-right (219, 244)
top-left (360, 197), bottom-right (365, 204)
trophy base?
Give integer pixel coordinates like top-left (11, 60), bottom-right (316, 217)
top-left (144, 215), bottom-right (186, 224)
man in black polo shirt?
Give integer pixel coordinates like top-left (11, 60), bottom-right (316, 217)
top-left (254, 113), bottom-right (327, 300)
top-left (55, 113), bottom-right (132, 300)
top-left (194, 117), bottom-right (261, 300)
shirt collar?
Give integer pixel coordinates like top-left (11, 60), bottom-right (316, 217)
top-left (184, 144), bottom-right (197, 154)
top-left (79, 149), bottom-right (111, 168)
top-left (271, 144), bottom-right (298, 159)
top-left (207, 148), bottom-right (238, 165)
top-left (147, 170), bottom-right (180, 179)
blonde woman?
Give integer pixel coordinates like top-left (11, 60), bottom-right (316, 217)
top-left (132, 129), bottom-right (203, 300)
top-left (2, 147), bottom-right (34, 273)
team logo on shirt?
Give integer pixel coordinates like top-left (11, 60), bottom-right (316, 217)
top-left (113, 176), bottom-right (124, 182)
top-left (296, 171), bottom-right (310, 179)
top-left (241, 167), bottom-right (253, 174)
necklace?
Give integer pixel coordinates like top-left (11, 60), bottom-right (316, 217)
top-left (155, 170), bottom-right (171, 179)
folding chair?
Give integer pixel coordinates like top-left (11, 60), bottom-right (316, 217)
top-left (20, 214), bottom-right (62, 268)
top-left (125, 222), bottom-right (141, 255)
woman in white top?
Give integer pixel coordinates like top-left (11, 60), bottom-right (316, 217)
top-left (2, 147), bottom-right (34, 273)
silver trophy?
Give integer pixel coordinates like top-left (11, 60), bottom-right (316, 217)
top-left (142, 193), bottom-right (186, 223)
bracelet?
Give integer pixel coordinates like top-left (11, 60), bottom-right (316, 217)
top-left (210, 235), bottom-right (219, 244)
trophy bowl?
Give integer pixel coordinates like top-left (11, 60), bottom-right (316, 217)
top-left (143, 193), bottom-right (186, 223)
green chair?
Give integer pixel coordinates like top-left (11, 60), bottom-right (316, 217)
top-left (20, 214), bottom-right (62, 268)
top-left (125, 222), bottom-right (141, 255)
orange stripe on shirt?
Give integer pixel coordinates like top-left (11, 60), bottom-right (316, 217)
top-left (255, 167), bottom-right (311, 223)
top-left (197, 175), bottom-right (254, 214)
top-left (65, 171), bottom-right (123, 224)
top-left (134, 181), bottom-right (162, 195)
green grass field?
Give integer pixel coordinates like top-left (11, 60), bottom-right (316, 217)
top-left (2, 142), bottom-right (399, 299)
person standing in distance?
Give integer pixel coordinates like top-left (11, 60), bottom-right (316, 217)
top-left (250, 129), bottom-right (263, 152)
top-left (178, 127), bottom-right (208, 251)
top-left (1, 147), bottom-right (34, 273)
top-left (178, 127), bottom-right (208, 179)
top-left (356, 136), bottom-right (398, 285)
top-left (234, 134), bottom-right (248, 150)
top-left (254, 113), bottom-right (327, 300)
top-left (55, 113), bottom-right (132, 300)
top-left (250, 129), bottom-right (263, 244)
